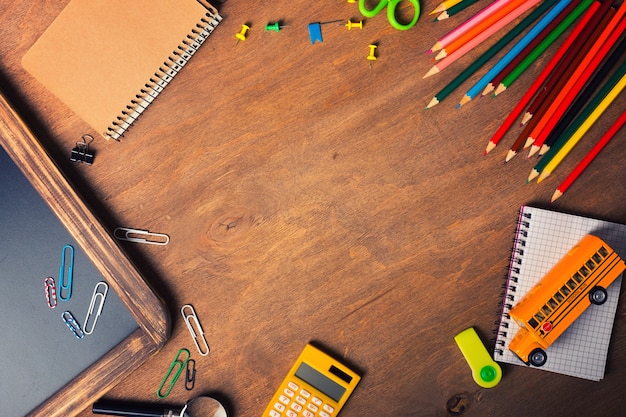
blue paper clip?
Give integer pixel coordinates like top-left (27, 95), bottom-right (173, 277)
top-left (59, 245), bottom-right (74, 301)
top-left (157, 348), bottom-right (190, 398)
top-left (62, 311), bottom-right (85, 340)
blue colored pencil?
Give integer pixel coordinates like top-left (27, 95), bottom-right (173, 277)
top-left (457, 0), bottom-right (573, 107)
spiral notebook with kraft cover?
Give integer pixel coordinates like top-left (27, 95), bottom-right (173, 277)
top-left (493, 206), bottom-right (626, 381)
top-left (22, 0), bottom-right (221, 140)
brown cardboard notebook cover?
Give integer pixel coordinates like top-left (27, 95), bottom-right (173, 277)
top-left (22, 0), bottom-right (221, 140)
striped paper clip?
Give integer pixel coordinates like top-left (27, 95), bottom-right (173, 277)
top-left (84, 282), bottom-right (109, 335)
top-left (157, 348), bottom-right (190, 398)
top-left (62, 311), bottom-right (85, 340)
top-left (181, 304), bottom-right (210, 356)
top-left (59, 245), bottom-right (74, 301)
top-left (114, 227), bottom-right (170, 245)
top-left (44, 277), bottom-right (57, 308)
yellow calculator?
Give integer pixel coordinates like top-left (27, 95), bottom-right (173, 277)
top-left (262, 343), bottom-right (361, 417)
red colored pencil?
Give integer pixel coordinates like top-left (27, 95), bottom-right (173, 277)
top-left (551, 109), bottom-right (626, 202)
top-left (483, 0), bottom-right (600, 155)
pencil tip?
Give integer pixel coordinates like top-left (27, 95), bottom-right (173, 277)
top-left (551, 190), bottom-right (562, 202)
top-left (505, 150), bottom-right (516, 162)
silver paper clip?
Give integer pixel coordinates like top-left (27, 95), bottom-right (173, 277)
top-left (157, 348), bottom-right (190, 398)
top-left (59, 245), bottom-right (74, 301)
top-left (62, 311), bottom-right (85, 340)
top-left (44, 277), bottom-right (57, 308)
top-left (181, 304), bottom-right (210, 356)
top-left (84, 281), bottom-right (109, 335)
top-left (114, 227), bottom-right (170, 245)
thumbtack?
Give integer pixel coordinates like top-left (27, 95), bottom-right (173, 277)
top-left (367, 44), bottom-right (377, 68)
top-left (235, 24), bottom-right (250, 45)
top-left (345, 20), bottom-right (363, 30)
top-left (347, 0), bottom-right (356, 3)
top-left (266, 22), bottom-right (288, 32)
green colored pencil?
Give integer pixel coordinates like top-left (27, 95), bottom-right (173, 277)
top-left (426, 0), bottom-right (558, 109)
top-left (494, 0), bottom-right (594, 96)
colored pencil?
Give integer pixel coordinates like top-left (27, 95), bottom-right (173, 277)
top-left (526, 5), bottom-right (626, 157)
top-left (429, 0), bottom-right (509, 53)
top-left (430, 0), bottom-right (465, 15)
top-left (528, 58), bottom-right (626, 183)
top-left (435, 0), bottom-right (529, 60)
top-left (458, 0), bottom-right (573, 108)
top-left (436, 0), bottom-right (481, 20)
top-left (424, 0), bottom-right (540, 78)
top-left (488, 0), bottom-right (590, 97)
top-left (425, 0), bottom-right (557, 109)
top-left (520, 0), bottom-right (616, 125)
top-left (551, 109), bottom-right (626, 202)
top-left (540, 35), bottom-right (626, 156)
top-left (484, 0), bottom-right (600, 155)
top-left (537, 71), bottom-right (626, 183)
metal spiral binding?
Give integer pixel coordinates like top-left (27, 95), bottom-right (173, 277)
top-left (105, 8), bottom-right (223, 140)
top-left (492, 209), bottom-right (532, 356)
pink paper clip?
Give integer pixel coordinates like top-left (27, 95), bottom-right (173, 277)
top-left (44, 277), bottom-right (57, 308)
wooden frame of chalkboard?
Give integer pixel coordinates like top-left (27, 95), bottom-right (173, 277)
top-left (0, 92), bottom-right (171, 416)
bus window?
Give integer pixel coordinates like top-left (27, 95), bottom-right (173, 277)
top-left (579, 265), bottom-right (590, 277)
top-left (554, 291), bottom-right (564, 302)
top-left (567, 279), bottom-right (576, 290)
top-left (599, 246), bottom-right (609, 257)
top-left (547, 298), bottom-right (558, 309)
top-left (528, 317), bottom-right (539, 328)
top-left (541, 305), bottom-right (551, 315)
top-left (572, 272), bottom-right (583, 283)
top-left (535, 312), bottom-right (545, 322)
top-left (561, 285), bottom-right (571, 296)
top-left (586, 259), bottom-right (596, 270)
top-left (592, 253), bottom-right (602, 263)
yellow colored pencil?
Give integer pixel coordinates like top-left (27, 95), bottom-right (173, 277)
top-left (430, 0), bottom-right (465, 15)
top-left (537, 71), bottom-right (626, 183)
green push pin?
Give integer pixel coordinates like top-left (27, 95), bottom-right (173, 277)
top-left (454, 327), bottom-right (502, 388)
top-left (265, 22), bottom-right (288, 32)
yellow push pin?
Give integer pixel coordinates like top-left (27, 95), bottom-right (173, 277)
top-left (345, 19), bottom-right (363, 30)
top-left (347, 0), bottom-right (356, 3)
top-left (235, 24), bottom-right (250, 45)
top-left (454, 327), bottom-right (502, 388)
top-left (367, 44), bottom-right (377, 69)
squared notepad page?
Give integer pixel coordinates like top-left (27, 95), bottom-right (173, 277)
top-left (494, 206), bottom-right (626, 381)
top-left (22, 0), bottom-right (221, 140)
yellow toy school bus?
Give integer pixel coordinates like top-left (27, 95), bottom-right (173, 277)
top-left (508, 234), bottom-right (626, 367)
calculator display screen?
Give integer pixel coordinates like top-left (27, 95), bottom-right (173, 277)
top-left (295, 362), bottom-right (346, 402)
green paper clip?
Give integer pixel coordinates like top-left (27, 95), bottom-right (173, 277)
top-left (157, 348), bottom-right (191, 398)
top-left (454, 327), bottom-right (501, 388)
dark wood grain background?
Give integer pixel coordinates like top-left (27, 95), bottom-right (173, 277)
top-left (1, 1), bottom-right (625, 416)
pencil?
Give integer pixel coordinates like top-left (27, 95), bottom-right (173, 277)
top-left (483, 0), bottom-right (600, 155)
top-left (429, 0), bottom-right (510, 53)
top-left (434, 0), bottom-right (529, 61)
top-left (458, 0), bottom-right (573, 108)
top-left (489, 0), bottom-right (590, 97)
top-left (528, 58), bottom-right (626, 183)
top-left (430, 0), bottom-right (465, 15)
top-left (436, 0), bottom-right (481, 20)
top-left (539, 35), bottom-right (626, 156)
top-left (537, 71), bottom-right (626, 183)
top-left (551, 109), bottom-right (626, 202)
top-left (425, 0), bottom-right (557, 109)
top-left (520, 0), bottom-right (616, 125)
top-left (424, 0), bottom-right (540, 78)
top-left (526, 4), bottom-right (626, 157)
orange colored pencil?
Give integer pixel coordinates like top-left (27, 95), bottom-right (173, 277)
top-left (524, 2), bottom-right (626, 153)
top-left (435, 0), bottom-right (528, 60)
top-left (551, 110), bottom-right (626, 202)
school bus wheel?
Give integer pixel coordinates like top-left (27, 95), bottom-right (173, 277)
top-left (529, 348), bottom-right (547, 367)
top-left (589, 286), bottom-right (608, 305)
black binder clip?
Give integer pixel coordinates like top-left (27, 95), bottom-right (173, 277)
top-left (70, 134), bottom-right (95, 165)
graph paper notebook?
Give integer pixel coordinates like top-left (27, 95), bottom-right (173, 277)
top-left (22, 0), bottom-right (221, 140)
top-left (494, 206), bottom-right (626, 381)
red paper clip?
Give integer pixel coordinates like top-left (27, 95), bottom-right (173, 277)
top-left (44, 277), bottom-right (57, 308)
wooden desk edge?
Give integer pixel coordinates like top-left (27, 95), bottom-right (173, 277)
top-left (0, 89), bottom-right (171, 416)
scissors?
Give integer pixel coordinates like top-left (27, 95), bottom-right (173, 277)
top-left (359, 0), bottom-right (420, 30)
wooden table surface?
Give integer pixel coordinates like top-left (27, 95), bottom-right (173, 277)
top-left (2, 1), bottom-right (626, 416)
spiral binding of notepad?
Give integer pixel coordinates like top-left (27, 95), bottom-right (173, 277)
top-left (106, 8), bottom-right (222, 140)
top-left (493, 209), bottom-right (531, 357)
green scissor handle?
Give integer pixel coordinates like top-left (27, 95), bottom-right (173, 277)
top-left (358, 0), bottom-right (420, 30)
